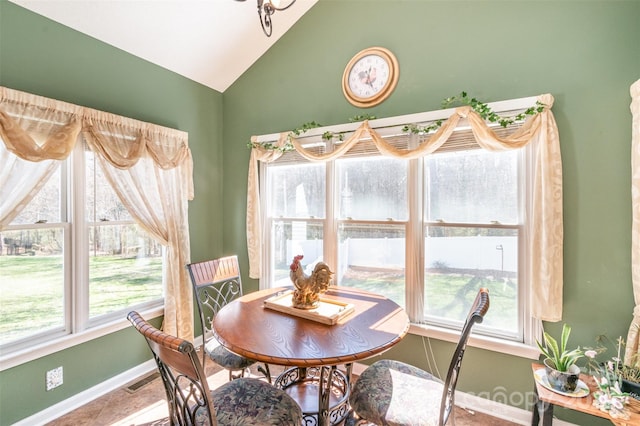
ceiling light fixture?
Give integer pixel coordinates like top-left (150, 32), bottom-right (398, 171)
top-left (236, 0), bottom-right (297, 37)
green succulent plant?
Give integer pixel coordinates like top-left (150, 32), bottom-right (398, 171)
top-left (536, 323), bottom-right (583, 372)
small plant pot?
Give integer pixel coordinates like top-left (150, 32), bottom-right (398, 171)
top-left (622, 378), bottom-right (640, 399)
top-left (544, 358), bottom-right (580, 392)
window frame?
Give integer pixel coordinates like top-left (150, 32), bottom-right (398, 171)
top-left (258, 100), bottom-right (543, 360)
top-left (0, 142), bottom-right (165, 371)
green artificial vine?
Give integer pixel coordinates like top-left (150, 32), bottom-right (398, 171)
top-left (402, 120), bottom-right (444, 135)
top-left (291, 121), bottom-right (323, 137)
top-left (319, 114), bottom-right (377, 142)
top-left (349, 114), bottom-right (377, 123)
top-left (249, 93), bottom-right (546, 149)
top-left (403, 92), bottom-right (546, 135)
top-left (442, 91), bottom-right (546, 128)
top-left (245, 139), bottom-right (295, 152)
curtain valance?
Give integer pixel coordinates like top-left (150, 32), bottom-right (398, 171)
top-left (0, 86), bottom-right (194, 340)
top-left (247, 93), bottom-right (563, 321)
top-left (0, 86), bottom-right (192, 177)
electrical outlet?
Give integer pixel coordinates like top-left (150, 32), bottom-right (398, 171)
top-left (46, 366), bottom-right (63, 391)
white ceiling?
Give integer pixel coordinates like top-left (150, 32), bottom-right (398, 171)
top-left (9, 0), bottom-right (318, 93)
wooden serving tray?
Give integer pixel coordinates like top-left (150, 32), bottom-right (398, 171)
top-left (263, 289), bottom-right (355, 325)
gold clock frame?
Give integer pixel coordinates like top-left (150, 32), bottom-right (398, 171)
top-left (342, 47), bottom-right (399, 108)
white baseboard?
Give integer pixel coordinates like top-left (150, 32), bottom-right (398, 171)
top-left (13, 360), bottom-right (157, 426)
top-left (15, 358), bottom-right (578, 426)
top-left (455, 390), bottom-right (577, 426)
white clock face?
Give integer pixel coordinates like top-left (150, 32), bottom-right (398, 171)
top-left (342, 47), bottom-right (398, 108)
top-left (347, 54), bottom-right (390, 99)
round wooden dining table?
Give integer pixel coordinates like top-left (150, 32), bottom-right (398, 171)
top-left (212, 285), bottom-right (410, 426)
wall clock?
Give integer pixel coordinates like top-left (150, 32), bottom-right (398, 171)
top-left (342, 47), bottom-right (399, 108)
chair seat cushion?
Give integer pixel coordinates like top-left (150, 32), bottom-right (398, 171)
top-left (349, 359), bottom-right (444, 426)
top-left (205, 339), bottom-right (256, 370)
top-left (195, 377), bottom-right (303, 425)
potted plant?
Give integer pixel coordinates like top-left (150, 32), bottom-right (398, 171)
top-left (537, 323), bottom-right (584, 392)
top-left (619, 364), bottom-right (640, 398)
top-left (585, 335), bottom-right (640, 399)
top-left (585, 336), bottom-right (633, 418)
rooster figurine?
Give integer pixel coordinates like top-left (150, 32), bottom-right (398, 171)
top-left (289, 254), bottom-right (334, 309)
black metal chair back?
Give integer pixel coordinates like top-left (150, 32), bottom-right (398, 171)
top-left (186, 255), bottom-right (270, 382)
top-left (346, 287), bottom-right (490, 426)
top-left (439, 287), bottom-right (490, 424)
top-left (186, 256), bottom-right (244, 369)
top-left (127, 311), bottom-right (216, 426)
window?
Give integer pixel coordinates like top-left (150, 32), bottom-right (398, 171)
top-left (0, 143), bottom-right (164, 351)
top-left (1, 87), bottom-right (192, 369)
top-left (423, 149), bottom-right (521, 339)
top-left (1, 167), bottom-right (66, 344)
top-left (336, 156), bottom-right (408, 307)
top-left (265, 161), bottom-right (325, 286)
top-left (257, 103), bottom-right (552, 349)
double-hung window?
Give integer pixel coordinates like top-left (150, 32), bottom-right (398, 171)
top-left (0, 87), bottom-right (193, 367)
top-left (0, 142), bottom-right (163, 355)
top-left (422, 147), bottom-right (523, 339)
top-left (256, 97), bottom-right (561, 352)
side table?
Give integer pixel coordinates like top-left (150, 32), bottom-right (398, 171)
top-left (531, 363), bottom-right (640, 426)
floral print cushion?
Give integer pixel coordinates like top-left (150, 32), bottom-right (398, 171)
top-left (206, 339), bottom-right (255, 370)
top-left (349, 359), bottom-right (445, 426)
top-left (195, 378), bottom-right (303, 425)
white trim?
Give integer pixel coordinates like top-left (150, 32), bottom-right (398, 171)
top-left (0, 307), bottom-right (163, 371)
top-left (253, 95), bottom-right (540, 143)
top-left (15, 358), bottom-right (577, 426)
top-left (12, 360), bottom-right (157, 426)
top-left (257, 94), bottom-right (545, 352)
top-left (455, 389), bottom-right (577, 426)
top-left (347, 363), bottom-right (575, 425)
top-left (409, 323), bottom-right (541, 360)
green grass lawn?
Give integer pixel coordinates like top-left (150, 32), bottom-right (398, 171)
top-left (276, 265), bottom-right (518, 332)
top-left (0, 255), bottom-right (161, 345)
top-left (2, 256), bottom-right (516, 346)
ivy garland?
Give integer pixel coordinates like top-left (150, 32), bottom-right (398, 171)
top-left (247, 92), bottom-right (546, 152)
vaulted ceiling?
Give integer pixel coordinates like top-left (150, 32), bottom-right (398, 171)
top-left (9, 0), bottom-right (318, 93)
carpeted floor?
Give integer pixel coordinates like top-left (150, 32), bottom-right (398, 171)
top-left (46, 363), bottom-right (521, 426)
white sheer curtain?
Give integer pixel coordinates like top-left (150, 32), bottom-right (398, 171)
top-left (0, 86), bottom-right (194, 339)
top-left (625, 79), bottom-right (640, 366)
top-left (82, 111), bottom-right (193, 338)
top-left (247, 94), bottom-right (564, 321)
top-left (0, 87), bottom-right (82, 227)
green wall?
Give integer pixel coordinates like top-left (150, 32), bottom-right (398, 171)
top-left (1, 0), bottom-right (639, 424)
top-left (0, 2), bottom-right (222, 424)
top-left (222, 1), bottom-right (640, 425)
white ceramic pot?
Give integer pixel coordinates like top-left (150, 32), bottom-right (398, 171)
top-left (544, 358), bottom-right (580, 392)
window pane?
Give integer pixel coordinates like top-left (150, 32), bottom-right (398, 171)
top-left (86, 150), bottom-right (132, 222)
top-left (337, 157), bottom-right (408, 220)
top-left (425, 149), bottom-right (518, 223)
top-left (11, 167), bottom-right (61, 225)
top-left (338, 223), bottom-right (405, 307)
top-left (269, 220), bottom-right (324, 287)
top-left (267, 163), bottom-right (325, 218)
top-left (88, 224), bottom-right (163, 318)
top-left (0, 228), bottom-right (65, 345)
top-left (425, 226), bottom-right (518, 334)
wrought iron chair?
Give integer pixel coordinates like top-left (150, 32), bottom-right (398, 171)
top-left (127, 311), bottom-right (303, 426)
top-left (346, 287), bottom-right (490, 426)
top-left (186, 255), bottom-right (271, 382)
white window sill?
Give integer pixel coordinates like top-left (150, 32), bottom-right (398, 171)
top-left (0, 306), bottom-right (164, 372)
top-left (409, 323), bottom-right (540, 360)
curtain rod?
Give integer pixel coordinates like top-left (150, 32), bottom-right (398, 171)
top-left (1, 86), bottom-right (188, 140)
top-left (253, 94), bottom-right (541, 143)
